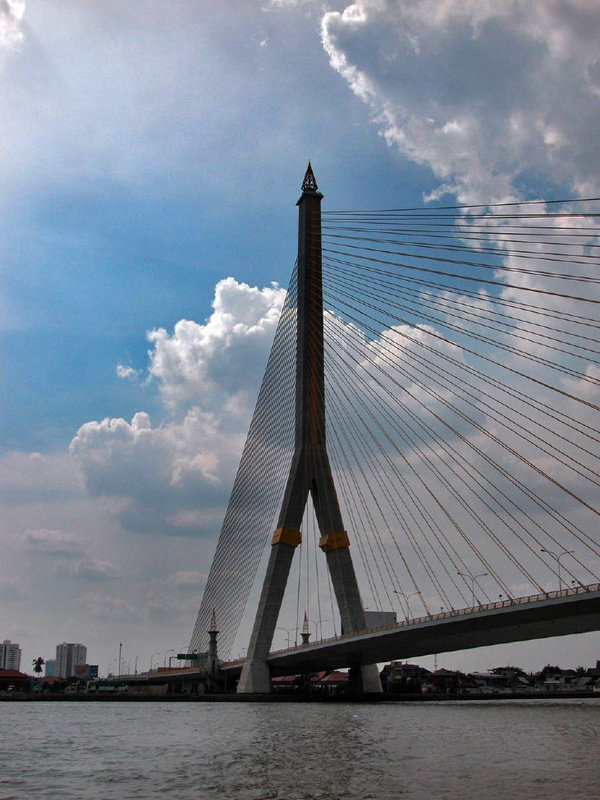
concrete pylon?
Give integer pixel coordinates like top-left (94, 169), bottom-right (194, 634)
top-left (237, 165), bottom-right (382, 694)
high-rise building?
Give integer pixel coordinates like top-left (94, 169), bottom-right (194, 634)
top-left (55, 643), bottom-right (87, 679)
top-left (0, 639), bottom-right (22, 671)
top-left (45, 659), bottom-right (56, 677)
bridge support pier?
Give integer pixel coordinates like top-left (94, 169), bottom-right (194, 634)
top-left (349, 664), bottom-right (382, 695)
top-left (237, 659), bottom-right (272, 694)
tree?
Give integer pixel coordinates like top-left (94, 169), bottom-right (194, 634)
top-left (32, 657), bottom-right (45, 676)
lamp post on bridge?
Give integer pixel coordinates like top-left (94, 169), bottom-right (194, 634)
top-left (457, 572), bottom-right (488, 607)
top-left (307, 618), bottom-right (329, 640)
top-left (150, 652), bottom-right (160, 672)
top-left (540, 549), bottom-right (574, 591)
top-left (393, 590), bottom-right (422, 621)
top-left (276, 626), bottom-right (299, 648)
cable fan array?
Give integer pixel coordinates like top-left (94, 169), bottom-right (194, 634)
top-left (188, 268), bottom-right (298, 660)
top-left (317, 198), bottom-right (600, 620)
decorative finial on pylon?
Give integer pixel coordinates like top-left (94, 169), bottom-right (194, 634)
top-left (301, 161), bottom-right (319, 193)
top-left (300, 611), bottom-right (311, 645)
top-left (209, 608), bottom-right (218, 633)
top-left (302, 611), bottom-right (309, 636)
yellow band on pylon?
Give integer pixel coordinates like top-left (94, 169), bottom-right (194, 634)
top-left (319, 530), bottom-right (350, 552)
top-left (272, 527), bottom-right (302, 547)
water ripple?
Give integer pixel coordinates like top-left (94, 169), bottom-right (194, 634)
top-left (0, 699), bottom-right (599, 799)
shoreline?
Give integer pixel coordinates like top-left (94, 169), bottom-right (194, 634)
top-left (2, 691), bottom-right (599, 703)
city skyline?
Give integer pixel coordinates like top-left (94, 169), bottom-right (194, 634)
top-left (2, 1), bottom-right (600, 674)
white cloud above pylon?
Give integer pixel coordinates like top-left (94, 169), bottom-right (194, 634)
top-left (322, 0), bottom-right (600, 202)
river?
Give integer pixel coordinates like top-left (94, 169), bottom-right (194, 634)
top-left (1, 699), bottom-right (598, 799)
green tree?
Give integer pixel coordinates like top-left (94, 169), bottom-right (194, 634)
top-left (32, 657), bottom-right (45, 676)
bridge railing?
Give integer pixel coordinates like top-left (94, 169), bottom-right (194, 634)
top-left (268, 582), bottom-right (600, 656)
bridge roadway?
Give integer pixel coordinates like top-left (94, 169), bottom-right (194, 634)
top-left (222, 583), bottom-right (600, 679)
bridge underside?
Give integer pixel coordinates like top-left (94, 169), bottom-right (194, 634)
top-left (259, 588), bottom-right (600, 677)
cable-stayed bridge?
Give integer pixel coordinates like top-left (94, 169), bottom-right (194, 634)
top-left (188, 165), bottom-right (600, 693)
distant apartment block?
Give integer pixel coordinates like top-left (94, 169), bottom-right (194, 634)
top-left (45, 659), bottom-right (56, 677)
top-left (55, 643), bottom-right (87, 679)
top-left (0, 639), bottom-right (22, 671)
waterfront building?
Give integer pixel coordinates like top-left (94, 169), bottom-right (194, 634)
top-left (45, 659), bottom-right (56, 677)
top-left (0, 639), bottom-right (22, 671)
top-left (381, 661), bottom-right (430, 693)
top-left (0, 669), bottom-right (28, 692)
top-left (55, 643), bottom-right (87, 679)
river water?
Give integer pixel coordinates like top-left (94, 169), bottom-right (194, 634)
top-left (1, 699), bottom-right (598, 800)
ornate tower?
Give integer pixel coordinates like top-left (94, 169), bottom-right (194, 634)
top-left (237, 164), bottom-right (381, 693)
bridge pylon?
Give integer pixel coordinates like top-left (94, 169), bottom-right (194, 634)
top-left (237, 164), bottom-right (382, 694)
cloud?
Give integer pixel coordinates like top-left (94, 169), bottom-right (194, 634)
top-left (85, 592), bottom-right (137, 621)
top-left (69, 277), bottom-right (285, 536)
top-left (0, 0), bottom-right (24, 55)
top-left (64, 557), bottom-right (121, 581)
top-left (22, 527), bottom-right (82, 557)
top-left (147, 277), bottom-right (285, 412)
top-left (116, 364), bottom-right (141, 381)
top-left (322, 0), bottom-right (600, 202)
top-left (70, 409), bottom-right (237, 536)
top-left (164, 570), bottom-right (206, 592)
top-left (0, 451), bottom-right (83, 504)
top-left (21, 528), bottom-right (121, 581)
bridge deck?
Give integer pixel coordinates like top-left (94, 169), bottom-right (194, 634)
top-left (225, 584), bottom-right (600, 676)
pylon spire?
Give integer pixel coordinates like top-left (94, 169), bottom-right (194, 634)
top-left (300, 611), bottom-right (311, 645)
top-left (209, 608), bottom-right (218, 633)
top-left (301, 161), bottom-right (319, 193)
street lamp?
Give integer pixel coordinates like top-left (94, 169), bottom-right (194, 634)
top-left (276, 626), bottom-right (299, 648)
top-left (150, 652), bottom-right (160, 671)
top-left (163, 649), bottom-right (175, 667)
top-left (457, 572), bottom-right (488, 607)
top-left (394, 590), bottom-right (422, 621)
top-left (307, 618), bottom-right (329, 640)
top-left (541, 549), bottom-right (575, 591)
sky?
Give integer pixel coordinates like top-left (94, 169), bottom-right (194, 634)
top-left (2, 0), bottom-right (600, 677)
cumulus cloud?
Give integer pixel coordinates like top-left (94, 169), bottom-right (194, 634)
top-left (70, 409), bottom-right (237, 536)
top-left (322, 0), bottom-right (600, 202)
top-left (69, 278), bottom-right (285, 536)
top-left (147, 277), bottom-right (285, 413)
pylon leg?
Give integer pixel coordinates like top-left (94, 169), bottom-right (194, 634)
top-left (237, 540), bottom-right (298, 693)
top-left (324, 545), bottom-right (383, 694)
